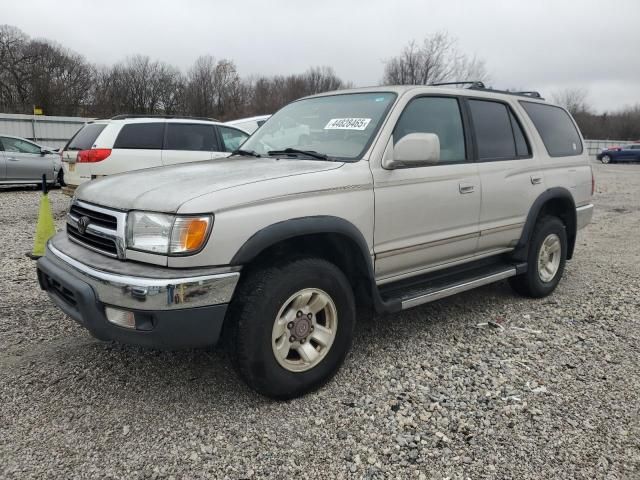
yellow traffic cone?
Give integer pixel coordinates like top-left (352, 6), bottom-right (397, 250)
top-left (28, 175), bottom-right (56, 259)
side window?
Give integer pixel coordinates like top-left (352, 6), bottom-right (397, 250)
top-left (165, 123), bottom-right (218, 151)
top-left (1, 137), bottom-right (41, 154)
top-left (113, 123), bottom-right (164, 150)
top-left (218, 126), bottom-right (249, 152)
top-left (468, 100), bottom-right (519, 160)
top-left (509, 111), bottom-right (531, 157)
top-left (520, 101), bottom-right (583, 157)
top-left (393, 96), bottom-right (466, 163)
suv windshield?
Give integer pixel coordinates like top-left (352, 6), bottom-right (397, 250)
top-left (242, 92), bottom-right (397, 160)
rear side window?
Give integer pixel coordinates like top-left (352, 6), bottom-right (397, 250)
top-left (165, 123), bottom-right (218, 151)
top-left (393, 96), bottom-right (466, 163)
top-left (218, 126), bottom-right (249, 152)
top-left (66, 123), bottom-right (107, 151)
top-left (468, 100), bottom-right (530, 160)
top-left (114, 123), bottom-right (164, 150)
top-left (520, 101), bottom-right (583, 157)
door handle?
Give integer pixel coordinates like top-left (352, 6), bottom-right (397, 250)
top-left (530, 175), bottom-right (543, 185)
top-left (459, 183), bottom-right (475, 194)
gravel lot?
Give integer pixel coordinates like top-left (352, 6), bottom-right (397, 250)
top-left (1, 162), bottom-right (639, 479)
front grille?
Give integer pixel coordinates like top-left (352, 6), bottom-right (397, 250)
top-left (66, 201), bottom-right (124, 258)
top-left (69, 204), bottom-right (117, 229)
top-left (67, 223), bottom-right (119, 256)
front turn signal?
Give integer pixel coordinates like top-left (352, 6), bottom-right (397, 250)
top-left (169, 216), bottom-right (212, 254)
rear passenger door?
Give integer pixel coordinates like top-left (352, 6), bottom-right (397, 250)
top-left (162, 123), bottom-right (218, 166)
top-left (468, 99), bottom-right (544, 254)
top-left (1, 137), bottom-right (54, 182)
top-left (108, 123), bottom-right (164, 175)
top-left (216, 126), bottom-right (249, 155)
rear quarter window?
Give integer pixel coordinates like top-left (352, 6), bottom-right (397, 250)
top-left (66, 123), bottom-right (107, 150)
top-left (520, 102), bottom-right (583, 157)
top-left (114, 123), bottom-right (164, 150)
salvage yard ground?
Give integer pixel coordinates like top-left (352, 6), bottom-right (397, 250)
top-left (1, 162), bottom-right (639, 479)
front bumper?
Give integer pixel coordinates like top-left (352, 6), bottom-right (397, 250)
top-left (37, 242), bottom-right (240, 348)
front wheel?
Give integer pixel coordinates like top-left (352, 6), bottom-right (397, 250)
top-left (601, 155), bottom-right (611, 164)
top-left (509, 216), bottom-right (567, 298)
top-left (229, 257), bottom-right (356, 399)
top-left (57, 170), bottom-right (66, 187)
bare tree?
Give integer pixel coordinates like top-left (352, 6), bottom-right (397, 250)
top-left (551, 87), bottom-right (590, 116)
top-left (383, 32), bottom-right (489, 85)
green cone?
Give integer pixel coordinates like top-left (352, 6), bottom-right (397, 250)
top-left (31, 193), bottom-right (56, 258)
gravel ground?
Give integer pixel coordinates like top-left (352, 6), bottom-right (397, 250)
top-left (1, 163), bottom-right (639, 479)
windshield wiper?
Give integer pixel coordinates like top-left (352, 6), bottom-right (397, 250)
top-left (230, 148), bottom-right (261, 158)
top-left (267, 148), bottom-right (330, 161)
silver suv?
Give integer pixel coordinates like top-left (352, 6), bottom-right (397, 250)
top-left (37, 84), bottom-right (594, 399)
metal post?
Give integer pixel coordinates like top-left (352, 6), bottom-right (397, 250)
top-left (41, 174), bottom-right (47, 195)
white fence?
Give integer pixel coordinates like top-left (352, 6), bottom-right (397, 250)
top-left (0, 113), bottom-right (94, 149)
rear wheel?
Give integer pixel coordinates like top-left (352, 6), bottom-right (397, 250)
top-left (229, 257), bottom-right (355, 399)
top-left (509, 216), bottom-right (567, 298)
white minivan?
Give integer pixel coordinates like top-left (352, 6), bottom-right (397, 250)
top-left (61, 116), bottom-right (250, 190)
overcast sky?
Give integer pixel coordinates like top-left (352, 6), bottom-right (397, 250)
top-left (3, 0), bottom-right (639, 112)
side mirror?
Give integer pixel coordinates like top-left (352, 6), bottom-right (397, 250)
top-left (383, 133), bottom-right (440, 169)
top-left (40, 148), bottom-right (52, 156)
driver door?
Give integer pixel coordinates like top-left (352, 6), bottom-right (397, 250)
top-left (372, 96), bottom-right (481, 283)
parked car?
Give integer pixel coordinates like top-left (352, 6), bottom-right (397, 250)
top-left (61, 115), bottom-right (250, 192)
top-left (225, 115), bottom-right (271, 134)
top-left (37, 85), bottom-right (593, 399)
top-left (596, 144), bottom-right (640, 163)
top-left (0, 135), bottom-right (63, 186)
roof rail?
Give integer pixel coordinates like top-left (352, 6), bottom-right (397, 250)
top-left (429, 81), bottom-right (545, 100)
top-left (110, 114), bottom-right (219, 122)
top-left (512, 91), bottom-right (543, 99)
top-left (430, 81), bottom-right (486, 89)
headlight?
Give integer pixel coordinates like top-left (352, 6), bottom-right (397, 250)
top-left (126, 211), bottom-right (212, 255)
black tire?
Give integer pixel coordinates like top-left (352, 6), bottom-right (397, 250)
top-left (57, 170), bottom-right (66, 187)
top-left (601, 155), bottom-right (610, 164)
top-left (509, 216), bottom-right (567, 298)
top-left (229, 257), bottom-right (356, 399)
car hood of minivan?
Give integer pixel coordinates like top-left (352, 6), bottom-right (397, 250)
top-left (74, 157), bottom-right (343, 212)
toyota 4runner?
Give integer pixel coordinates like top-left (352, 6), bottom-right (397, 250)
top-left (37, 84), bottom-right (594, 399)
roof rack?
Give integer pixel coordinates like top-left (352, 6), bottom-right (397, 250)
top-left (429, 81), bottom-right (544, 100)
top-left (110, 114), bottom-right (219, 122)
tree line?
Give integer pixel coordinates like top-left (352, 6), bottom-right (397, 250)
top-left (1, 24), bottom-right (638, 140)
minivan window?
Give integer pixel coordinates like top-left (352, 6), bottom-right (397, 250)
top-left (468, 100), bottom-right (518, 160)
top-left (218, 126), bottom-right (249, 152)
top-left (114, 123), bottom-right (164, 150)
top-left (520, 101), bottom-right (583, 157)
top-left (165, 123), bottom-right (218, 151)
top-left (393, 96), bottom-right (466, 163)
top-left (66, 123), bottom-right (107, 151)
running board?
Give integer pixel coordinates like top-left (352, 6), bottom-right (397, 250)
top-left (378, 258), bottom-right (525, 312)
top-left (400, 268), bottom-right (516, 309)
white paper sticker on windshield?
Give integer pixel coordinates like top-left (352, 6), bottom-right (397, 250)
top-left (324, 118), bottom-right (371, 130)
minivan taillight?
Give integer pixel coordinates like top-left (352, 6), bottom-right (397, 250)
top-left (77, 149), bottom-right (112, 163)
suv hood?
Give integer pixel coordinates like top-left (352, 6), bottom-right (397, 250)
top-left (75, 157), bottom-right (343, 212)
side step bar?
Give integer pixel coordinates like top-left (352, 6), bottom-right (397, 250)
top-left (400, 267), bottom-right (516, 309)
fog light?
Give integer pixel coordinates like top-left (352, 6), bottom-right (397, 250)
top-left (105, 306), bottom-right (136, 329)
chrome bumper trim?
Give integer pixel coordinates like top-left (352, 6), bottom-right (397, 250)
top-left (46, 243), bottom-right (240, 310)
top-left (576, 204), bottom-right (594, 230)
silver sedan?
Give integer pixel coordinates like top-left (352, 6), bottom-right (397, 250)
top-left (0, 135), bottom-right (63, 186)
